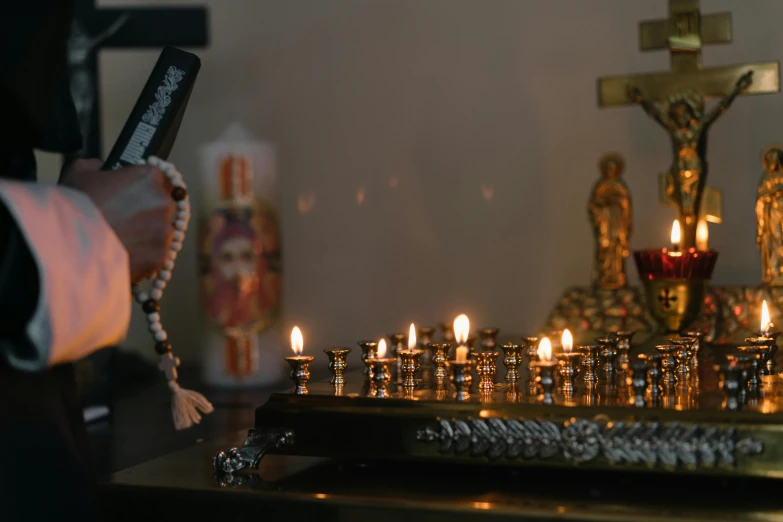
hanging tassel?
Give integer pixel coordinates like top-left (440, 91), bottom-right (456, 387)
top-left (168, 380), bottom-right (215, 430)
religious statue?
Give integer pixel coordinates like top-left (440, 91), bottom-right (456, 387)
top-left (67, 15), bottom-right (130, 155)
top-left (625, 71), bottom-right (753, 248)
top-left (588, 153), bottom-right (632, 290)
top-left (756, 146), bottom-right (783, 286)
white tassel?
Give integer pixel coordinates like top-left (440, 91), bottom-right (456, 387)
top-left (168, 380), bottom-right (215, 431)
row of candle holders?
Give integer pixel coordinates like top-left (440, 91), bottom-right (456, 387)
top-left (285, 329), bottom-right (780, 410)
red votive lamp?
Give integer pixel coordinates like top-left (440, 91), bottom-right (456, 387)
top-left (633, 220), bottom-right (718, 333)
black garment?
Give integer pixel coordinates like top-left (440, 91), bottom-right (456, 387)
top-left (0, 2), bottom-right (99, 521)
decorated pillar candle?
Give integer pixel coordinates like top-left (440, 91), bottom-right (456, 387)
top-left (199, 123), bottom-right (284, 387)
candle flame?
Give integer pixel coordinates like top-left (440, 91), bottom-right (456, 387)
top-left (291, 326), bottom-right (303, 355)
top-left (408, 323), bottom-right (417, 350)
top-left (562, 329), bottom-right (573, 353)
top-left (671, 219), bottom-right (681, 246)
top-left (377, 339), bottom-right (387, 358)
top-left (538, 337), bottom-right (552, 362)
top-left (762, 300), bottom-right (771, 334)
top-left (453, 314), bottom-right (470, 345)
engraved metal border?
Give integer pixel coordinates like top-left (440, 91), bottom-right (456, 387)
top-left (416, 417), bottom-right (763, 469)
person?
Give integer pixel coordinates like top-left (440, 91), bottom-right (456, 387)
top-left (1, 2), bottom-right (176, 520)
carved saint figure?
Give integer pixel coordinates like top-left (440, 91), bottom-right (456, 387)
top-left (67, 15), bottom-right (129, 154)
top-left (626, 71), bottom-right (753, 248)
top-left (588, 153), bottom-right (632, 290)
top-left (756, 145), bottom-right (783, 286)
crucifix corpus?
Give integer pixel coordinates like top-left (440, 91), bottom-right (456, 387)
top-left (69, 0), bottom-right (209, 159)
top-left (597, 0), bottom-right (780, 249)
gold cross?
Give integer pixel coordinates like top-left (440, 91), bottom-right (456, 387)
top-left (598, 0), bottom-right (779, 107)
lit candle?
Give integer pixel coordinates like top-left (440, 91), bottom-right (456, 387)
top-left (561, 329), bottom-right (573, 353)
top-left (761, 300), bottom-right (771, 335)
top-left (696, 219), bottom-right (709, 251)
top-left (670, 219), bottom-right (681, 252)
top-left (537, 337), bottom-right (553, 363)
top-left (453, 313), bottom-right (470, 362)
top-left (291, 326), bottom-right (304, 356)
top-left (408, 323), bottom-right (417, 350)
top-left (377, 338), bottom-right (388, 358)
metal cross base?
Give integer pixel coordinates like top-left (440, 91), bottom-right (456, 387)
top-left (545, 285), bottom-right (783, 345)
top-left (213, 428), bottom-right (295, 477)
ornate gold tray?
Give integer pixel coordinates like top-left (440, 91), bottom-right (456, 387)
top-left (214, 343), bottom-right (783, 481)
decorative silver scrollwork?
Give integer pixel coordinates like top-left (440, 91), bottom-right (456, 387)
top-left (416, 417), bottom-right (763, 469)
top-left (213, 428), bottom-right (294, 476)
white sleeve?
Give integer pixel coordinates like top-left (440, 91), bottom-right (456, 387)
top-left (0, 179), bottom-right (131, 371)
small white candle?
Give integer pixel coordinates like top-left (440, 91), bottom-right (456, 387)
top-left (696, 219), bottom-right (709, 250)
top-left (561, 329), bottom-right (573, 353)
top-left (761, 300), bottom-right (771, 335)
top-left (671, 219), bottom-right (681, 251)
top-left (377, 338), bottom-right (388, 358)
top-left (537, 337), bottom-right (552, 363)
top-left (408, 323), bottom-right (417, 350)
top-left (453, 313), bottom-right (470, 362)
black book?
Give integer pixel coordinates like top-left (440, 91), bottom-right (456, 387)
top-left (102, 46), bottom-right (200, 171)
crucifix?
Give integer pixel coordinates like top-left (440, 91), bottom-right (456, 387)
top-left (597, 0), bottom-right (780, 249)
top-left (68, 0), bottom-right (209, 160)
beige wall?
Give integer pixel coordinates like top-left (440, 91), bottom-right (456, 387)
top-left (37, 0), bottom-right (783, 363)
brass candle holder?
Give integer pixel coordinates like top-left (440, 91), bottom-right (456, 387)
top-left (499, 343), bottom-right (523, 385)
top-left (746, 337), bottom-right (776, 376)
top-left (398, 349), bottom-right (423, 389)
top-left (532, 360), bottom-right (557, 405)
top-left (479, 328), bottom-right (500, 350)
top-left (628, 361), bottom-right (648, 407)
top-left (523, 336), bottom-right (539, 374)
top-left (613, 331), bottom-right (635, 371)
top-left (597, 336), bottom-right (620, 380)
top-left (738, 346), bottom-right (768, 389)
top-left (324, 347), bottom-right (351, 386)
top-left (285, 355), bottom-right (315, 395)
top-left (449, 361), bottom-right (472, 402)
top-left (725, 353), bottom-right (752, 401)
top-left (683, 330), bottom-right (706, 369)
top-left (430, 343), bottom-right (452, 384)
top-left (418, 327), bottom-right (436, 363)
top-left (758, 331), bottom-right (780, 373)
top-left (357, 340), bottom-right (378, 377)
top-left (389, 333), bottom-right (407, 377)
top-left (475, 351), bottom-right (499, 392)
top-left (670, 336), bottom-right (697, 378)
top-left (579, 345), bottom-right (601, 384)
top-left (555, 351), bottom-right (581, 395)
top-left (640, 353), bottom-right (664, 401)
top-left (523, 337), bottom-right (540, 396)
top-left (714, 362), bottom-right (743, 411)
top-left (369, 357), bottom-right (395, 399)
top-left (655, 345), bottom-right (678, 390)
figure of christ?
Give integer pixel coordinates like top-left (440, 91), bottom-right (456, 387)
top-left (756, 146), bottom-right (783, 286)
top-left (626, 71), bottom-right (753, 248)
top-left (67, 15), bottom-right (129, 155)
top-left (588, 153), bottom-right (632, 290)
top-left (205, 212), bottom-right (273, 334)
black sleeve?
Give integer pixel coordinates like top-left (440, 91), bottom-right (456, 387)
top-left (0, 200), bottom-right (40, 337)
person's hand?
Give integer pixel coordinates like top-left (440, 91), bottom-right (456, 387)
top-left (60, 159), bottom-right (175, 282)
